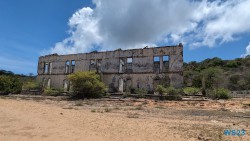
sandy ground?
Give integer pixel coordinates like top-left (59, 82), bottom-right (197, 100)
top-left (0, 95), bottom-right (249, 141)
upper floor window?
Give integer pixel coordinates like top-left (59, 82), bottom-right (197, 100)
top-left (44, 62), bottom-right (52, 74)
top-left (71, 60), bottom-right (75, 73)
top-left (90, 59), bottom-right (95, 65)
top-left (44, 63), bottom-right (49, 74)
top-left (154, 56), bottom-right (160, 62)
top-left (89, 59), bottom-right (96, 71)
top-left (163, 56), bottom-right (169, 62)
top-left (126, 57), bottom-right (133, 73)
top-left (127, 58), bottom-right (133, 63)
top-left (119, 58), bottom-right (125, 73)
top-left (162, 55), bottom-right (169, 72)
top-left (153, 56), bottom-right (160, 73)
top-left (65, 61), bottom-right (70, 74)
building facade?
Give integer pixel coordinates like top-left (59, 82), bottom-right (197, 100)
top-left (37, 44), bottom-right (183, 93)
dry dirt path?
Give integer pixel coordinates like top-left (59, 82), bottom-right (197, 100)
top-left (0, 98), bottom-right (193, 141)
top-left (1, 97), bottom-right (249, 141)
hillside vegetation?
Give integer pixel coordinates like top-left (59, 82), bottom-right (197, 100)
top-left (1, 56), bottom-right (250, 95)
top-left (184, 56), bottom-right (250, 91)
top-left (0, 70), bottom-right (36, 94)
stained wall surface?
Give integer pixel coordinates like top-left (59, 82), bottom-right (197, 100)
top-left (37, 45), bottom-right (183, 93)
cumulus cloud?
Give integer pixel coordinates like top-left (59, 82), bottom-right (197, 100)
top-left (50, 7), bottom-right (102, 54)
top-left (49, 0), bottom-right (250, 54)
top-left (241, 42), bottom-right (250, 57)
top-left (195, 0), bottom-right (250, 47)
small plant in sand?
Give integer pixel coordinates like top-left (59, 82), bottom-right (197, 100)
top-left (91, 109), bottom-right (96, 112)
top-left (104, 108), bottom-right (112, 112)
top-left (134, 105), bottom-right (144, 110)
top-left (75, 101), bottom-right (83, 106)
top-left (127, 112), bottom-right (139, 118)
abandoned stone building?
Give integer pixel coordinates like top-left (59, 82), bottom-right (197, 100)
top-left (37, 44), bottom-right (183, 93)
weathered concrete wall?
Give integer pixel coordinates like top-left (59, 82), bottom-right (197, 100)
top-left (37, 44), bottom-right (183, 93)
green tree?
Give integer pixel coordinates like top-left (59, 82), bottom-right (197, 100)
top-left (227, 74), bottom-right (241, 90)
top-left (184, 70), bottom-right (202, 87)
top-left (0, 75), bottom-right (22, 94)
top-left (68, 71), bottom-right (107, 98)
top-left (201, 67), bottom-right (224, 90)
top-left (225, 60), bottom-right (240, 68)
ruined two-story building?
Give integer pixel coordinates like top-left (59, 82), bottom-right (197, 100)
top-left (37, 44), bottom-right (183, 93)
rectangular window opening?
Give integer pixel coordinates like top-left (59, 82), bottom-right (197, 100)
top-left (163, 56), bottom-right (169, 62)
top-left (126, 58), bottom-right (133, 73)
top-left (162, 56), bottom-right (169, 72)
top-left (154, 56), bottom-right (160, 62)
top-left (65, 61), bottom-right (70, 74)
top-left (90, 59), bottom-right (95, 65)
top-left (153, 56), bottom-right (160, 73)
top-left (44, 63), bottom-right (49, 74)
top-left (71, 60), bottom-right (75, 73)
top-left (119, 58), bottom-right (125, 73)
top-left (90, 59), bottom-right (96, 71)
top-left (127, 58), bottom-right (132, 63)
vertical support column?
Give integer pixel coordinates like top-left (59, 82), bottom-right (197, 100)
top-left (160, 56), bottom-right (163, 73)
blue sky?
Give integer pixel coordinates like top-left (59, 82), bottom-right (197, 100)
top-left (0, 0), bottom-right (250, 75)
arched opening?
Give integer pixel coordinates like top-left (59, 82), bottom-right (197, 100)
top-left (153, 76), bottom-right (160, 89)
top-left (125, 78), bottom-right (132, 92)
top-left (63, 80), bottom-right (68, 91)
top-left (118, 78), bottom-right (124, 93)
top-left (162, 75), bottom-right (170, 87)
top-left (47, 78), bottom-right (51, 88)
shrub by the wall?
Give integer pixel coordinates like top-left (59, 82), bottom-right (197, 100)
top-left (68, 71), bottom-right (107, 98)
top-left (183, 87), bottom-right (200, 95)
top-left (134, 88), bottom-right (147, 98)
top-left (155, 85), bottom-right (167, 95)
top-left (43, 88), bottom-right (64, 96)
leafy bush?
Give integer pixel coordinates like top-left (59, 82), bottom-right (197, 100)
top-left (214, 88), bottom-right (231, 99)
top-left (155, 85), bottom-right (182, 100)
top-left (155, 85), bottom-right (167, 95)
top-left (162, 86), bottom-right (182, 100)
top-left (207, 88), bottom-right (231, 99)
top-left (68, 71), bottom-right (107, 98)
top-left (165, 86), bottom-right (179, 96)
top-left (123, 91), bottom-right (130, 98)
top-left (183, 87), bottom-right (200, 95)
top-left (22, 81), bottom-right (41, 90)
top-left (134, 88), bottom-right (147, 98)
top-left (225, 61), bottom-right (239, 68)
top-left (43, 88), bottom-right (64, 96)
top-left (0, 75), bottom-right (22, 94)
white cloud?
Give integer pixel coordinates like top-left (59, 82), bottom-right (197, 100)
top-left (50, 7), bottom-right (102, 54)
top-left (49, 0), bottom-right (250, 54)
top-left (199, 0), bottom-right (250, 47)
top-left (241, 42), bottom-right (250, 57)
